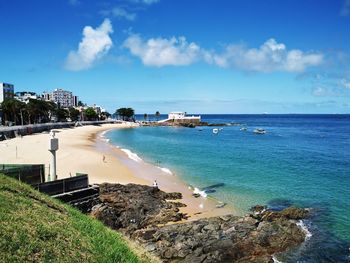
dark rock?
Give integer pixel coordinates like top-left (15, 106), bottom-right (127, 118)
top-left (90, 183), bottom-right (308, 263)
top-left (91, 183), bottom-right (188, 235)
top-left (280, 206), bottom-right (309, 220)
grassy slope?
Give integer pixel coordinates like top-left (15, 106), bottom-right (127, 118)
top-left (0, 174), bottom-right (146, 263)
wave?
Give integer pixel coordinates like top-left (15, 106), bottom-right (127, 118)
top-left (99, 131), bottom-right (111, 143)
top-left (296, 220), bottom-right (312, 240)
top-left (121, 148), bottom-right (143, 163)
top-left (193, 187), bottom-right (208, 198)
top-left (157, 166), bottom-right (173, 175)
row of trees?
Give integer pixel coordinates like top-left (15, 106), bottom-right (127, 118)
top-left (115, 108), bottom-right (162, 122)
top-left (0, 98), bottom-right (110, 126)
top-left (1, 99), bottom-right (162, 126)
top-left (143, 111), bottom-right (161, 121)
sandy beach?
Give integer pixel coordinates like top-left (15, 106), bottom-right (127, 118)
top-left (0, 123), bottom-right (235, 219)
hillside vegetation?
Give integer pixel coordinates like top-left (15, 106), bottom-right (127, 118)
top-left (0, 174), bottom-right (147, 263)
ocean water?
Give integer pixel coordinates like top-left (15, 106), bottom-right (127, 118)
top-left (106, 114), bottom-right (350, 262)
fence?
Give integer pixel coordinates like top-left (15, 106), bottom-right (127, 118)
top-left (32, 174), bottom-right (89, 196)
top-left (0, 164), bottom-right (45, 185)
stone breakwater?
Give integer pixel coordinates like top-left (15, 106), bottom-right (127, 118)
top-left (90, 183), bottom-right (309, 263)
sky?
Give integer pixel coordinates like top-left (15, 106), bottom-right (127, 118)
top-left (0, 0), bottom-right (350, 114)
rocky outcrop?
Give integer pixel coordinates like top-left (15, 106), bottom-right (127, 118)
top-left (133, 208), bottom-right (307, 263)
top-left (91, 183), bottom-right (309, 263)
top-left (91, 183), bottom-right (188, 234)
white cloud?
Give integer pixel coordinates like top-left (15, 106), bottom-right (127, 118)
top-left (312, 86), bottom-right (331, 96)
top-left (101, 7), bottom-right (136, 21)
top-left (340, 78), bottom-right (350, 89)
top-left (129, 0), bottom-right (159, 4)
top-left (123, 35), bottom-right (202, 67)
top-left (142, 0), bottom-right (160, 4)
top-left (340, 0), bottom-right (350, 16)
top-left (65, 19), bottom-right (113, 71)
top-left (210, 38), bottom-right (323, 73)
top-left (68, 0), bottom-right (80, 6)
top-left (124, 35), bottom-right (323, 72)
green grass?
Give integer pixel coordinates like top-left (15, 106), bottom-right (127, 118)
top-left (0, 174), bottom-right (147, 263)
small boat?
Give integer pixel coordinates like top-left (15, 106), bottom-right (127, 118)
top-left (254, 128), bottom-right (266, 134)
top-left (240, 127), bottom-right (247, 131)
top-left (212, 128), bottom-right (219, 134)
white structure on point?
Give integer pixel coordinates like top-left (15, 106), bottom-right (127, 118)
top-left (48, 130), bottom-right (59, 181)
top-left (168, 112), bottom-right (201, 121)
top-left (158, 111), bottom-right (201, 123)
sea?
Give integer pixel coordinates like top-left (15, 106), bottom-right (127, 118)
top-left (105, 114), bottom-right (350, 262)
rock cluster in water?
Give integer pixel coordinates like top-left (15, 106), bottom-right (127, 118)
top-left (91, 183), bottom-right (309, 263)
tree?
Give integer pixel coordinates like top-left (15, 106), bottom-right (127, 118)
top-left (155, 111), bottom-right (160, 121)
top-left (115, 108), bottom-right (135, 121)
top-left (55, 108), bottom-right (69, 122)
top-left (0, 98), bottom-right (26, 125)
top-left (26, 99), bottom-right (55, 124)
top-left (68, 107), bottom-right (80, 121)
top-left (100, 111), bottom-right (111, 121)
top-left (84, 107), bottom-right (98, 121)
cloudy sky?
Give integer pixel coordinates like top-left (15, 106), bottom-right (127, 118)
top-left (1, 0), bottom-right (350, 113)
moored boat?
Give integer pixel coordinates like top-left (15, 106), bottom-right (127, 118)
top-left (253, 128), bottom-right (266, 134)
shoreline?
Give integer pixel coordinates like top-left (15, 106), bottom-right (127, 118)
top-left (94, 126), bottom-right (236, 219)
top-left (0, 123), bottom-right (235, 220)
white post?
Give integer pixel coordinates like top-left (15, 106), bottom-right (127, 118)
top-left (48, 130), bottom-right (59, 181)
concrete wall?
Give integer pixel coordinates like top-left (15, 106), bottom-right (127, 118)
top-left (0, 120), bottom-right (120, 141)
top-left (168, 118), bottom-right (201, 124)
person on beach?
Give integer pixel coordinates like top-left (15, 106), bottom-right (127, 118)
top-left (153, 180), bottom-right (158, 188)
top-left (103, 155), bottom-right (106, 162)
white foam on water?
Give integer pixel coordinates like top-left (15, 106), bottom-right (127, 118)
top-left (296, 220), bottom-right (312, 240)
top-left (157, 166), bottom-right (173, 175)
top-left (272, 256), bottom-right (284, 263)
top-left (199, 203), bottom-right (204, 209)
top-left (193, 187), bottom-right (207, 198)
top-left (121, 148), bottom-right (143, 163)
top-left (101, 138), bottom-right (110, 143)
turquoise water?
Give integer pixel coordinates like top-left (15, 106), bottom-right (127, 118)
top-left (106, 114), bottom-right (350, 262)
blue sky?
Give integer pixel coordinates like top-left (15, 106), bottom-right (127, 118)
top-left (1, 0), bottom-right (350, 113)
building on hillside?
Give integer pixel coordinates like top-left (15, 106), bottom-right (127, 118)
top-left (42, 89), bottom-right (78, 108)
top-left (0, 82), bottom-right (14, 103)
top-left (14, 91), bottom-right (39, 103)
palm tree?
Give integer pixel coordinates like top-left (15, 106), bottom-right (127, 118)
top-left (155, 111), bottom-right (160, 121)
top-left (0, 98), bottom-right (26, 125)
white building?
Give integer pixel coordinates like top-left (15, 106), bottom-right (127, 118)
top-left (14, 91), bottom-right (39, 103)
top-left (161, 111), bottom-right (201, 123)
top-left (0, 82), bottom-right (14, 103)
top-left (43, 89), bottom-right (78, 108)
top-left (168, 112), bottom-right (186, 119)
